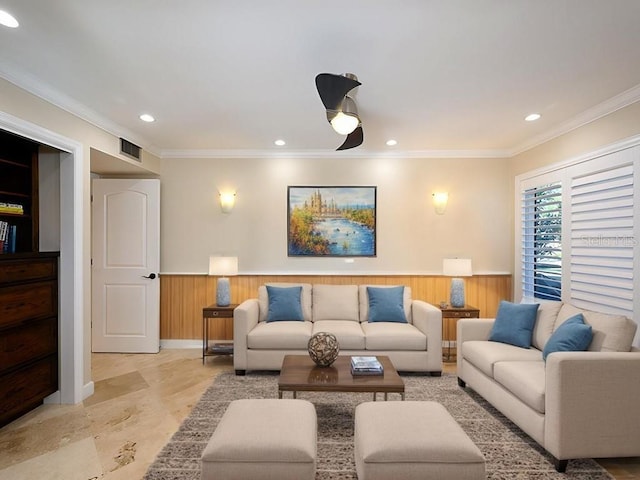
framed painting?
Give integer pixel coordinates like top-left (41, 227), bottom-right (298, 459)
top-left (288, 186), bottom-right (377, 257)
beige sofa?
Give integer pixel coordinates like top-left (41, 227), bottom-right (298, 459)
top-left (457, 301), bottom-right (640, 472)
top-left (233, 283), bottom-right (443, 375)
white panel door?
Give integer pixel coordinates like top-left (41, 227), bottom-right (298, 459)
top-left (92, 179), bottom-right (160, 353)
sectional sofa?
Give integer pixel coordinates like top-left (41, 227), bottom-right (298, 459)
top-left (233, 283), bottom-right (443, 375)
top-left (457, 300), bottom-right (640, 471)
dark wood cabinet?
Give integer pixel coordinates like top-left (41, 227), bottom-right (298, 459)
top-left (0, 130), bottom-right (58, 427)
top-left (0, 253), bottom-right (59, 427)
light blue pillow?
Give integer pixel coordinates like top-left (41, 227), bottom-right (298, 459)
top-left (488, 301), bottom-right (539, 348)
top-left (543, 313), bottom-right (592, 361)
top-left (367, 286), bottom-right (407, 323)
top-left (266, 286), bottom-right (304, 322)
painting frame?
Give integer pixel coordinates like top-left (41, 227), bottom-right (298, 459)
top-left (287, 186), bottom-right (377, 257)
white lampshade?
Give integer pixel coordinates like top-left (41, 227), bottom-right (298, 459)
top-left (442, 258), bottom-right (472, 277)
top-left (208, 256), bottom-right (238, 277)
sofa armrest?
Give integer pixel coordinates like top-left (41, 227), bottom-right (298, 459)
top-left (456, 318), bottom-right (495, 372)
top-left (545, 351), bottom-right (640, 460)
top-left (233, 299), bottom-right (259, 371)
top-left (457, 318), bottom-right (495, 342)
top-left (411, 300), bottom-right (442, 359)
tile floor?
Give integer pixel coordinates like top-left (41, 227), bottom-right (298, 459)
top-left (0, 350), bottom-right (638, 479)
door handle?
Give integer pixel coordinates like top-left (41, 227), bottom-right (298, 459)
top-left (142, 273), bottom-right (157, 279)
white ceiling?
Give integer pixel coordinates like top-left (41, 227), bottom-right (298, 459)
top-left (1, 0), bottom-right (640, 158)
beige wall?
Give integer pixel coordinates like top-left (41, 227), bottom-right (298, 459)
top-left (160, 155), bottom-right (512, 275)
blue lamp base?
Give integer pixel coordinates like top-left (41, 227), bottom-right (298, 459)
top-left (450, 278), bottom-right (465, 308)
top-left (216, 277), bottom-right (231, 307)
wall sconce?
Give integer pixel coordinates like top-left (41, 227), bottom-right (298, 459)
top-left (432, 192), bottom-right (449, 215)
top-left (219, 192), bottom-right (236, 213)
top-left (209, 256), bottom-right (238, 306)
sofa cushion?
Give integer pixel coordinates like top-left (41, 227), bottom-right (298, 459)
top-left (259, 283), bottom-right (312, 322)
top-left (362, 322), bottom-right (427, 351)
top-left (462, 340), bottom-right (543, 378)
top-left (488, 301), bottom-right (539, 348)
top-left (529, 300), bottom-right (563, 351)
top-left (266, 286), bottom-right (304, 322)
top-left (556, 304), bottom-right (637, 352)
top-left (493, 361), bottom-right (546, 414)
top-left (366, 286), bottom-right (407, 323)
top-left (247, 321), bottom-right (313, 349)
top-left (359, 285), bottom-right (412, 323)
top-left (312, 320), bottom-right (366, 350)
top-left (313, 284), bottom-right (360, 322)
top-left (542, 313), bottom-right (592, 361)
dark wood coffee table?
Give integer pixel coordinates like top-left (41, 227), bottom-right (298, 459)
top-left (278, 355), bottom-right (405, 400)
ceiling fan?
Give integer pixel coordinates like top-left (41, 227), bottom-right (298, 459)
top-left (315, 73), bottom-right (363, 150)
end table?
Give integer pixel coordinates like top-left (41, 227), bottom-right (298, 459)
top-left (202, 303), bottom-right (238, 363)
top-left (438, 304), bottom-right (480, 361)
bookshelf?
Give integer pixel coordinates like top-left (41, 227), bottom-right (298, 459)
top-left (0, 131), bottom-right (39, 254)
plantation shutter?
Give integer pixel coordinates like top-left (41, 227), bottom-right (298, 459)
top-left (569, 161), bottom-right (635, 316)
top-left (521, 182), bottom-right (562, 300)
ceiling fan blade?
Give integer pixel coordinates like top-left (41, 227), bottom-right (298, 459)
top-left (336, 126), bottom-right (364, 151)
top-left (315, 73), bottom-right (361, 111)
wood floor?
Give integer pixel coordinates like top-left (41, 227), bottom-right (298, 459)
top-left (0, 350), bottom-right (638, 479)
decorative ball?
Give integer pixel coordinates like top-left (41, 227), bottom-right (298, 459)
top-left (307, 332), bottom-right (340, 367)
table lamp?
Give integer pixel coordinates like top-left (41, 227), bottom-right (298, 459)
top-left (209, 256), bottom-right (238, 307)
top-left (443, 258), bottom-right (472, 308)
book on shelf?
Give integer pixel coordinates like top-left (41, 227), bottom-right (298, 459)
top-left (0, 202), bottom-right (24, 215)
top-left (0, 222), bottom-right (16, 253)
top-left (350, 356), bottom-right (384, 375)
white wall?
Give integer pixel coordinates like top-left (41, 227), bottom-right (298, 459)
top-left (160, 155), bottom-right (512, 274)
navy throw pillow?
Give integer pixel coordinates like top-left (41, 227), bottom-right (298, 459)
top-left (266, 286), bottom-right (304, 322)
top-left (543, 313), bottom-right (592, 361)
top-left (488, 301), bottom-right (539, 348)
top-left (367, 286), bottom-right (407, 323)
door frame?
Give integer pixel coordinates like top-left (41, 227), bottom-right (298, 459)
top-left (0, 111), bottom-right (89, 404)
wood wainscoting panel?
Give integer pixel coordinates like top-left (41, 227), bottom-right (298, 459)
top-left (160, 274), bottom-right (512, 341)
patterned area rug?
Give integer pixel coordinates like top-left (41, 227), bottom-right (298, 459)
top-left (143, 372), bottom-right (612, 480)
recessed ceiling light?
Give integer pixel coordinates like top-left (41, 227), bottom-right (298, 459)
top-left (139, 113), bottom-right (155, 122)
top-left (525, 113), bottom-right (541, 122)
top-left (386, 139), bottom-right (398, 146)
top-left (274, 139), bottom-right (286, 146)
top-left (0, 10), bottom-right (19, 28)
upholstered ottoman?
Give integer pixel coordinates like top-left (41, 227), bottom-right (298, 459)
top-left (354, 401), bottom-right (485, 480)
top-left (201, 399), bottom-right (317, 480)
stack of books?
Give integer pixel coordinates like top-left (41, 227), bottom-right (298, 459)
top-left (350, 356), bottom-right (384, 376)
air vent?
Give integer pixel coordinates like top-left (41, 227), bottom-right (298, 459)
top-left (120, 138), bottom-right (142, 161)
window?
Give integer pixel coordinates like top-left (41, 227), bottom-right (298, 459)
top-left (521, 182), bottom-right (562, 301)
top-left (517, 143), bottom-right (639, 331)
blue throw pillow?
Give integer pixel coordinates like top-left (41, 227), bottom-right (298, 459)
top-left (266, 286), bottom-right (304, 322)
top-left (367, 286), bottom-right (407, 323)
top-left (542, 313), bottom-right (592, 361)
top-left (488, 301), bottom-right (539, 348)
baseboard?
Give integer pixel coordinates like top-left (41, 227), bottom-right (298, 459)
top-left (160, 339), bottom-right (202, 349)
top-left (82, 381), bottom-right (95, 401)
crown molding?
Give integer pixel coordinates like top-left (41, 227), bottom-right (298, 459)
top-left (160, 148), bottom-right (511, 159)
top-left (509, 82), bottom-right (640, 156)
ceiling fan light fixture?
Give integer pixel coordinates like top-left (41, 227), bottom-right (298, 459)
top-left (330, 95), bottom-right (360, 135)
top-left (331, 111), bottom-right (360, 135)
